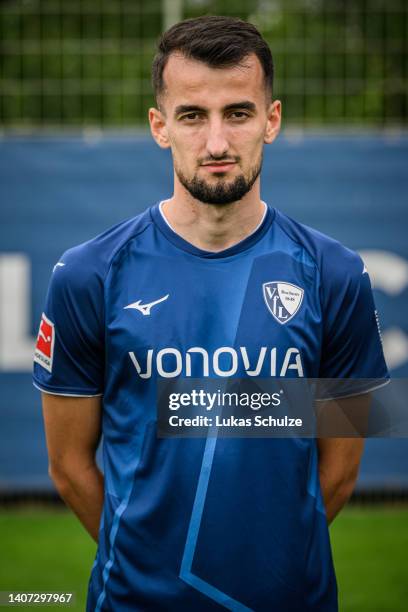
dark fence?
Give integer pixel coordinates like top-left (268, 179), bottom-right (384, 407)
top-left (0, 0), bottom-right (407, 128)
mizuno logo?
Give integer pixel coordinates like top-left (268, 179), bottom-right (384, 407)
top-left (124, 294), bottom-right (169, 316)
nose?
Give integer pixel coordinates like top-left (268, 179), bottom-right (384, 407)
top-left (205, 117), bottom-right (229, 159)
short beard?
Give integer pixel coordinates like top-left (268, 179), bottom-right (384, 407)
top-left (175, 155), bottom-right (263, 205)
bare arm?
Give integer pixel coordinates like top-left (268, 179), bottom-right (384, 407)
top-left (317, 436), bottom-right (364, 524)
top-left (316, 393), bottom-right (370, 524)
top-left (42, 392), bottom-right (104, 542)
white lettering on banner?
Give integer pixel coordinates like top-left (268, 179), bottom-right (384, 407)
top-left (1, 250), bottom-right (407, 373)
top-left (359, 250), bottom-right (408, 370)
top-left (0, 254), bottom-right (35, 371)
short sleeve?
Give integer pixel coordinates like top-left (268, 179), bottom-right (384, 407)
top-left (33, 247), bottom-right (105, 396)
top-left (317, 250), bottom-right (389, 399)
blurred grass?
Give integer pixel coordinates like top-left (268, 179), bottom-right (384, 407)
top-left (0, 508), bottom-right (96, 611)
top-left (0, 506), bottom-right (407, 611)
top-left (331, 507), bottom-right (408, 612)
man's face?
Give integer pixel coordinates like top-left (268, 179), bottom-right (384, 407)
top-left (150, 53), bottom-right (281, 205)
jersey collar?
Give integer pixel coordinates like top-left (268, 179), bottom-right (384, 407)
top-left (150, 201), bottom-right (275, 259)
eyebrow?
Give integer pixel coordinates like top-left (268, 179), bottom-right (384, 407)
top-left (174, 101), bottom-right (257, 116)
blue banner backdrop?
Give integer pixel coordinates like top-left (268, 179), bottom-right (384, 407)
top-left (0, 133), bottom-right (407, 491)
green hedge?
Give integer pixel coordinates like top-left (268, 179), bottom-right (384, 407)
top-left (0, 0), bottom-right (406, 127)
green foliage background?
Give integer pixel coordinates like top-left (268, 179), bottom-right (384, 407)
top-left (0, 0), bottom-right (406, 127)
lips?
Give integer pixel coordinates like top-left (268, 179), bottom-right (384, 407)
top-left (201, 162), bottom-right (236, 172)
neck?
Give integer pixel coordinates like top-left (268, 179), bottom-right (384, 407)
top-left (161, 176), bottom-right (266, 252)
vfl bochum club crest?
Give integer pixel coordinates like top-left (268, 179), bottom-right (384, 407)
top-left (263, 281), bottom-right (304, 325)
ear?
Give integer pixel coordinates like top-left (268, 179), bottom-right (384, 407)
top-left (264, 99), bottom-right (281, 145)
top-left (149, 107), bottom-right (170, 149)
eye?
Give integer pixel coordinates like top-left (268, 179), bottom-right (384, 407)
top-left (180, 112), bottom-right (202, 121)
top-left (229, 111), bottom-right (250, 120)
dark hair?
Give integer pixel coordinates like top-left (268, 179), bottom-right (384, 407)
top-left (152, 16), bottom-right (274, 104)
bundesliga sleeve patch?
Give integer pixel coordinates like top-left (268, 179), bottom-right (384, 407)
top-left (34, 313), bottom-right (55, 373)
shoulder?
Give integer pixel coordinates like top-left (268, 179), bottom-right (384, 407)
top-left (53, 207), bottom-right (154, 291)
top-left (273, 208), bottom-right (364, 288)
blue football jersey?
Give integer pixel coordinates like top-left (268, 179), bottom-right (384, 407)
top-left (33, 202), bottom-right (389, 611)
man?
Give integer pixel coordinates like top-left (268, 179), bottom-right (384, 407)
top-left (33, 16), bottom-right (389, 611)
